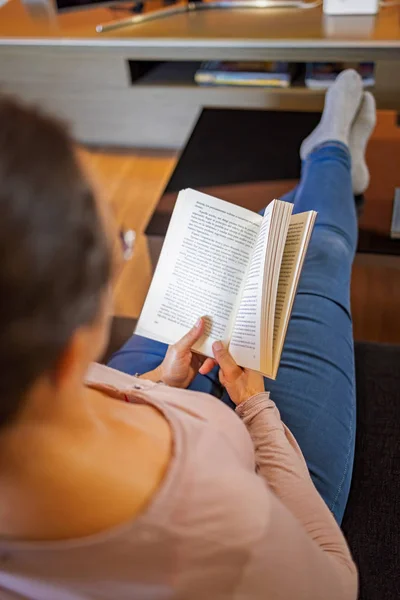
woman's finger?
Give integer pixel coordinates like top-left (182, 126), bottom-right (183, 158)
top-left (212, 341), bottom-right (242, 381)
top-left (173, 317), bottom-right (205, 353)
top-left (199, 357), bottom-right (217, 375)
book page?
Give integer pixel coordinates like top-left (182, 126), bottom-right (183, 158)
top-left (228, 202), bottom-right (274, 370)
top-left (261, 201), bottom-right (293, 376)
top-left (271, 211), bottom-right (317, 377)
top-left (136, 189), bottom-right (263, 357)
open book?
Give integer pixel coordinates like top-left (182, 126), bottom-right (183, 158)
top-left (137, 189), bottom-right (317, 379)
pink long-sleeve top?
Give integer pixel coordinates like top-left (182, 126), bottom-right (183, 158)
top-left (0, 363), bottom-right (357, 600)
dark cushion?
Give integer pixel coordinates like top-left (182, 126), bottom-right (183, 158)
top-left (104, 319), bottom-right (400, 600)
top-left (342, 342), bottom-right (400, 600)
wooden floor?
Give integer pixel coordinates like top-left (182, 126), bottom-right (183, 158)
top-left (79, 146), bottom-right (177, 319)
top-left (80, 147), bottom-right (400, 345)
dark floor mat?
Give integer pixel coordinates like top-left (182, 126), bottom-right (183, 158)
top-left (165, 108), bottom-right (321, 191)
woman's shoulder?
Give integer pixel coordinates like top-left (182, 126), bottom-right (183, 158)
top-left (86, 362), bottom-right (255, 471)
top-left (83, 368), bottom-right (272, 551)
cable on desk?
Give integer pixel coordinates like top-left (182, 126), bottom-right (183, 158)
top-left (97, 0), bottom-right (322, 33)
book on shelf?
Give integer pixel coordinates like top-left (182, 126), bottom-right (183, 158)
top-left (305, 62), bottom-right (375, 89)
top-left (195, 61), bottom-right (293, 88)
top-left (136, 190), bottom-right (317, 379)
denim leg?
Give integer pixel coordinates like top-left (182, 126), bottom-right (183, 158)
top-left (277, 187), bottom-right (296, 205)
top-left (108, 334), bottom-right (223, 398)
top-left (110, 143), bottom-right (356, 522)
top-left (223, 143), bottom-right (357, 524)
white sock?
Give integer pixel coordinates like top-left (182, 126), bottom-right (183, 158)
top-left (300, 69), bottom-right (364, 160)
top-left (349, 92), bottom-right (377, 195)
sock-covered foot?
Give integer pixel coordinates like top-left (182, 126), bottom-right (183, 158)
top-left (349, 91), bottom-right (376, 195)
top-left (300, 69), bottom-right (364, 160)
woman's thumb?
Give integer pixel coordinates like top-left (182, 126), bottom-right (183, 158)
top-left (174, 318), bottom-right (205, 352)
top-left (212, 341), bottom-right (242, 381)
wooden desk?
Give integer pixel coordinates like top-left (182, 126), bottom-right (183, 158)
top-left (1, 0), bottom-right (400, 148)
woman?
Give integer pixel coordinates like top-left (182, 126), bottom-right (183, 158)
top-left (0, 70), bottom-right (375, 599)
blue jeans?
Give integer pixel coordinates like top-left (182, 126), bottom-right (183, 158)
top-left (109, 143), bottom-right (357, 525)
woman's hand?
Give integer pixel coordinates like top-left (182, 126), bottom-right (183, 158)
top-left (211, 341), bottom-right (265, 405)
top-left (155, 318), bottom-right (216, 388)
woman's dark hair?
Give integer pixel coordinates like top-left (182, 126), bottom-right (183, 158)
top-left (0, 97), bottom-right (111, 428)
